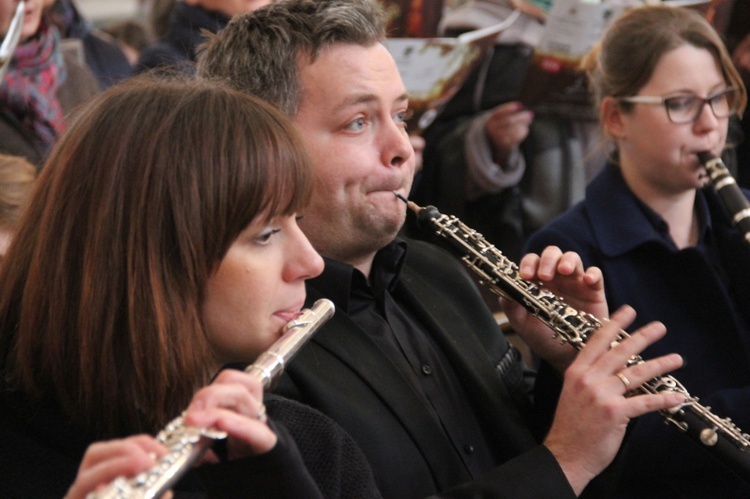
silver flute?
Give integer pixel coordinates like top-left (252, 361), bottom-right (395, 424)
top-left (0, 0), bottom-right (25, 81)
top-left (401, 196), bottom-right (750, 483)
top-left (90, 298), bottom-right (335, 499)
top-left (698, 151), bottom-right (750, 247)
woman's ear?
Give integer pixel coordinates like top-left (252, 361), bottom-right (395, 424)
top-left (601, 96), bottom-right (626, 140)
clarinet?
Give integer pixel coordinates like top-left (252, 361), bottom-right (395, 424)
top-left (89, 298), bottom-right (335, 499)
top-left (698, 151), bottom-right (750, 247)
top-left (399, 195), bottom-right (750, 483)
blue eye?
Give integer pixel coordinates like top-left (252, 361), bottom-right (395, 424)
top-left (346, 118), bottom-right (366, 132)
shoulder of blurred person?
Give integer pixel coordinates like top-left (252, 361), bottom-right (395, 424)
top-left (47, 0), bottom-right (132, 88)
top-left (101, 20), bottom-right (154, 67)
top-left (0, 115), bottom-right (45, 169)
top-left (58, 40), bottom-right (100, 116)
top-left (135, 2), bottom-right (230, 75)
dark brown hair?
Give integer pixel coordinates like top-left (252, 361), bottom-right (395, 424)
top-left (0, 75), bottom-right (312, 438)
top-left (582, 6), bottom-right (747, 115)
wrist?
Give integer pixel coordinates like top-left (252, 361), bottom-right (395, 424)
top-left (543, 441), bottom-right (594, 496)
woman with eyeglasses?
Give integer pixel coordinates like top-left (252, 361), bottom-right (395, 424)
top-left (520, 5), bottom-right (750, 497)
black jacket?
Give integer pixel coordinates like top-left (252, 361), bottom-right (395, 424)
top-left (274, 239), bottom-right (576, 498)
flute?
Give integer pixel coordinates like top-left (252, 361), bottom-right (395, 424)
top-left (397, 194), bottom-right (750, 483)
top-left (0, 1), bottom-right (25, 81)
top-left (697, 151), bottom-right (750, 247)
top-left (90, 298), bottom-right (335, 499)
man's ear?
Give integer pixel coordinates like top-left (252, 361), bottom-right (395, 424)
top-left (601, 96), bottom-right (625, 140)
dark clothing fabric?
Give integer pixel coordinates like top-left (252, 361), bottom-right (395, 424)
top-left (77, 31), bottom-right (133, 89)
top-left (274, 238), bottom-right (578, 498)
top-left (525, 162), bottom-right (750, 498)
top-left (412, 41), bottom-right (597, 265)
top-left (136, 3), bottom-right (229, 75)
top-left (321, 242), bottom-right (497, 477)
top-left (48, 0), bottom-right (132, 89)
top-left (0, 387), bottom-right (379, 498)
top-left (412, 44), bottom-right (531, 262)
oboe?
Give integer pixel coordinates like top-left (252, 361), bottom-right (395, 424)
top-left (397, 194), bottom-right (750, 483)
top-left (90, 298), bottom-right (335, 499)
top-left (698, 151), bottom-right (750, 246)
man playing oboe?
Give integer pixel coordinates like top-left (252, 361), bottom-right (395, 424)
top-left (197, 1), bottom-right (686, 496)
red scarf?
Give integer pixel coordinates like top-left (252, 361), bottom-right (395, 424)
top-left (0, 21), bottom-right (67, 155)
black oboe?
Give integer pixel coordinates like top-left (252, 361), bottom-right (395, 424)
top-left (395, 192), bottom-right (750, 484)
top-left (698, 151), bottom-right (750, 246)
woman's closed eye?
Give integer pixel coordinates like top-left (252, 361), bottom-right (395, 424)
top-left (254, 227), bottom-right (281, 245)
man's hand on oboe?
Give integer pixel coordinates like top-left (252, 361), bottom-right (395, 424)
top-left (503, 246), bottom-right (608, 372)
top-left (544, 306), bottom-right (684, 496)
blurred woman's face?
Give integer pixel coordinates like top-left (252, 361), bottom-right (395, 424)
top-left (0, 0), bottom-right (43, 42)
top-left (611, 44), bottom-right (730, 196)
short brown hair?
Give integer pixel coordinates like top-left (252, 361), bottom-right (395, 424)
top-left (196, 0), bottom-right (387, 116)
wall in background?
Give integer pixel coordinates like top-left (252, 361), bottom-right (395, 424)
top-left (76, 0), bottom-right (142, 25)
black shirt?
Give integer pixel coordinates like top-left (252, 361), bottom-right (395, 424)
top-left (309, 240), bottom-right (496, 477)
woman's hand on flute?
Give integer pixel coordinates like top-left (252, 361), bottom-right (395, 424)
top-left (184, 369), bottom-right (277, 462)
top-left (65, 435), bottom-right (170, 499)
top-left (67, 369), bottom-right (277, 498)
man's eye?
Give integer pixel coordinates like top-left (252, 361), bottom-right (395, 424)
top-left (345, 118), bottom-right (366, 132)
top-left (395, 109), bottom-right (414, 125)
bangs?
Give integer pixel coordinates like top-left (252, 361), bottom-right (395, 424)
top-left (207, 92), bottom-right (314, 253)
top-left (255, 124), bottom-right (313, 223)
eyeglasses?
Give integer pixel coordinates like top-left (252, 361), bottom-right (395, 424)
top-left (618, 87), bottom-right (742, 124)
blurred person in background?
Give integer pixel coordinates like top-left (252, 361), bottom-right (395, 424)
top-left (0, 0), bottom-right (98, 168)
top-left (46, 0), bottom-right (133, 88)
top-left (0, 153), bottom-right (35, 258)
top-left (102, 19), bottom-right (154, 67)
top-left (136, 0), bottom-right (271, 74)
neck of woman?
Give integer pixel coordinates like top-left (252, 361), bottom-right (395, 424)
top-left (620, 166), bottom-right (700, 249)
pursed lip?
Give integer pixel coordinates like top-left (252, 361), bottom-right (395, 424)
top-left (274, 302), bottom-right (305, 324)
top-left (369, 184), bottom-right (408, 199)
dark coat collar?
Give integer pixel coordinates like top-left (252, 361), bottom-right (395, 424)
top-left (586, 162), bottom-right (712, 257)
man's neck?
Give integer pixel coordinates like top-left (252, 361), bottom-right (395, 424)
top-left (350, 255), bottom-right (375, 282)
